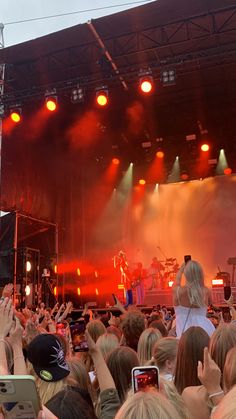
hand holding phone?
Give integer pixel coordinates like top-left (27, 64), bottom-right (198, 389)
top-left (69, 320), bottom-right (88, 352)
top-left (131, 366), bottom-right (159, 393)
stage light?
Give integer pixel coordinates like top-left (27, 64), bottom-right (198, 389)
top-left (140, 77), bottom-right (153, 93)
top-left (96, 86), bottom-right (108, 106)
top-left (161, 69), bottom-right (176, 86)
top-left (212, 278), bottom-right (224, 286)
top-left (26, 261), bottom-right (32, 272)
top-left (95, 288), bottom-right (99, 295)
top-left (168, 281), bottom-right (174, 288)
top-left (25, 285), bottom-right (31, 296)
top-left (112, 158), bottom-right (120, 165)
top-left (156, 150), bottom-right (164, 158)
top-left (95, 270), bottom-right (98, 278)
top-left (53, 286), bottom-right (57, 296)
top-left (71, 85), bottom-right (84, 103)
top-left (45, 89), bottom-right (57, 111)
top-left (224, 167), bottom-right (232, 175)
top-left (181, 172), bottom-right (189, 181)
top-left (10, 107), bottom-right (22, 123)
top-left (77, 268), bottom-right (81, 276)
top-left (139, 179), bottom-right (146, 185)
top-left (77, 287), bottom-right (81, 296)
top-left (54, 264), bottom-right (57, 274)
top-left (201, 143), bottom-right (210, 152)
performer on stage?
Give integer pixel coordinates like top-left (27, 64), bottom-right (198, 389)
top-left (113, 250), bottom-right (133, 306)
top-left (132, 262), bottom-right (146, 305)
top-left (148, 257), bottom-right (164, 289)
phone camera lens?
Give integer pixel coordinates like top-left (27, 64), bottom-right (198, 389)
top-left (1, 388), bottom-right (7, 393)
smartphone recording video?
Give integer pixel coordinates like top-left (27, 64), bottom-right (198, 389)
top-left (184, 255), bottom-right (191, 264)
top-left (69, 320), bottom-right (88, 352)
top-left (56, 322), bottom-right (67, 338)
top-left (132, 366), bottom-right (159, 393)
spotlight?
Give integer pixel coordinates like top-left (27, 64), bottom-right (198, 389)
top-left (201, 143), bottom-right (210, 152)
top-left (96, 86), bottom-right (108, 106)
top-left (161, 69), bottom-right (176, 86)
top-left (112, 158), bottom-right (120, 165)
top-left (77, 287), bottom-right (81, 296)
top-left (25, 285), bottom-right (31, 296)
top-left (71, 85), bottom-right (84, 103)
top-left (77, 268), bottom-right (81, 276)
top-left (139, 69), bottom-right (153, 94)
top-left (156, 150), bottom-right (164, 158)
top-left (10, 106), bottom-right (22, 123)
top-left (45, 89), bottom-right (57, 111)
top-left (139, 179), bottom-right (146, 185)
top-left (26, 261), bottom-right (32, 272)
top-left (53, 286), bottom-right (57, 296)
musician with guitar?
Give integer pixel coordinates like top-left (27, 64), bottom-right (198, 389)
top-left (131, 262), bottom-right (146, 305)
top-left (113, 250), bottom-right (133, 306)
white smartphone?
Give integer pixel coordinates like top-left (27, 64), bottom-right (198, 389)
top-left (131, 366), bottom-right (159, 393)
top-left (0, 375), bottom-right (41, 419)
top-left (88, 371), bottom-right (96, 384)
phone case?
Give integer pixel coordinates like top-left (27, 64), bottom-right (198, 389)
top-left (0, 375), bottom-right (41, 419)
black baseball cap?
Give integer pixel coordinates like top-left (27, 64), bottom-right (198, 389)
top-left (27, 334), bottom-right (70, 382)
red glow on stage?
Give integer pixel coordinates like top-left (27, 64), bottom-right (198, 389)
top-left (201, 143), bottom-right (210, 152)
top-left (140, 78), bottom-right (153, 93)
top-left (156, 150), bottom-right (164, 158)
top-left (10, 111), bottom-right (21, 123)
top-left (181, 173), bottom-right (189, 181)
top-left (224, 167), bottom-right (232, 175)
top-left (46, 98), bottom-right (57, 111)
top-left (139, 179), bottom-right (146, 185)
top-left (112, 158), bottom-right (120, 165)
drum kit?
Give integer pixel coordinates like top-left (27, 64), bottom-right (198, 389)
top-left (147, 257), bottom-right (180, 290)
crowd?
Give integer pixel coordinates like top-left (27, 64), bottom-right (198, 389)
top-left (0, 260), bottom-right (236, 418)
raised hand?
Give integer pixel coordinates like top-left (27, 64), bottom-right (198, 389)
top-left (2, 283), bottom-right (13, 299)
top-left (0, 298), bottom-right (14, 338)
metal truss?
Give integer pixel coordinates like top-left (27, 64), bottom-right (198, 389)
top-left (1, 4), bottom-right (236, 105)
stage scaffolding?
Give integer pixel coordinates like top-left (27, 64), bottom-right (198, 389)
top-left (0, 211), bottom-right (59, 306)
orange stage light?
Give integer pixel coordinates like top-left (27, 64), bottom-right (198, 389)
top-left (96, 93), bottom-right (108, 107)
top-left (118, 284), bottom-right (124, 290)
top-left (112, 158), bottom-right (120, 165)
top-left (201, 144), bottom-right (210, 152)
top-left (77, 287), bottom-right (81, 296)
top-left (212, 278), bottom-right (224, 286)
top-left (77, 268), bottom-right (81, 276)
top-left (139, 179), bottom-right (146, 185)
top-left (10, 111), bottom-right (21, 123)
top-left (156, 150), bottom-right (164, 158)
top-left (95, 270), bottom-right (98, 278)
top-left (224, 167), bottom-right (232, 175)
top-left (54, 264), bottom-right (57, 274)
top-left (53, 286), bottom-right (57, 296)
top-left (46, 98), bottom-right (57, 111)
top-left (25, 285), bottom-right (31, 296)
top-left (140, 76), bottom-right (153, 93)
top-left (95, 288), bottom-right (99, 296)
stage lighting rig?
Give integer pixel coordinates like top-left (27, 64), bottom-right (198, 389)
top-left (45, 89), bottom-right (57, 111)
top-left (139, 69), bottom-right (153, 94)
top-left (96, 86), bottom-right (109, 106)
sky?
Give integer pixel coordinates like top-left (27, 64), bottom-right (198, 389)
top-left (0, 0), bottom-right (153, 47)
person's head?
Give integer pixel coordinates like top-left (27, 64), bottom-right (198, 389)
top-left (137, 328), bottom-right (161, 365)
top-left (121, 309), bottom-right (145, 351)
top-left (151, 337), bottom-right (178, 375)
top-left (115, 389), bottom-right (182, 419)
top-left (46, 388), bottom-right (97, 419)
top-left (86, 319), bottom-right (106, 343)
top-left (209, 323), bottom-right (236, 373)
top-left (174, 326), bottom-right (209, 394)
top-left (107, 325), bottom-right (122, 341)
top-left (149, 320), bottom-right (168, 337)
top-left (66, 357), bottom-right (90, 391)
top-left (106, 346), bottom-right (139, 403)
top-left (223, 346), bottom-right (236, 392)
top-left (27, 333), bottom-right (70, 404)
top-left (96, 333), bottom-right (119, 359)
top-left (184, 260), bottom-right (205, 306)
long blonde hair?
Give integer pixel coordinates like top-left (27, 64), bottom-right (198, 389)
top-left (115, 389), bottom-right (182, 419)
top-left (137, 328), bottom-right (162, 365)
top-left (184, 260), bottom-right (206, 307)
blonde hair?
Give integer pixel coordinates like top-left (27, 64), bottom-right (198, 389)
top-left (96, 333), bottom-right (119, 359)
top-left (150, 337), bottom-right (178, 372)
top-left (161, 380), bottom-right (190, 419)
top-left (184, 260), bottom-right (206, 307)
top-left (223, 347), bottom-right (236, 392)
top-left (137, 328), bottom-right (161, 365)
top-left (209, 323), bottom-right (236, 373)
top-left (115, 389), bottom-right (182, 419)
top-left (66, 357), bottom-right (90, 391)
top-left (211, 386), bottom-right (236, 419)
top-left (86, 320), bottom-right (106, 343)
